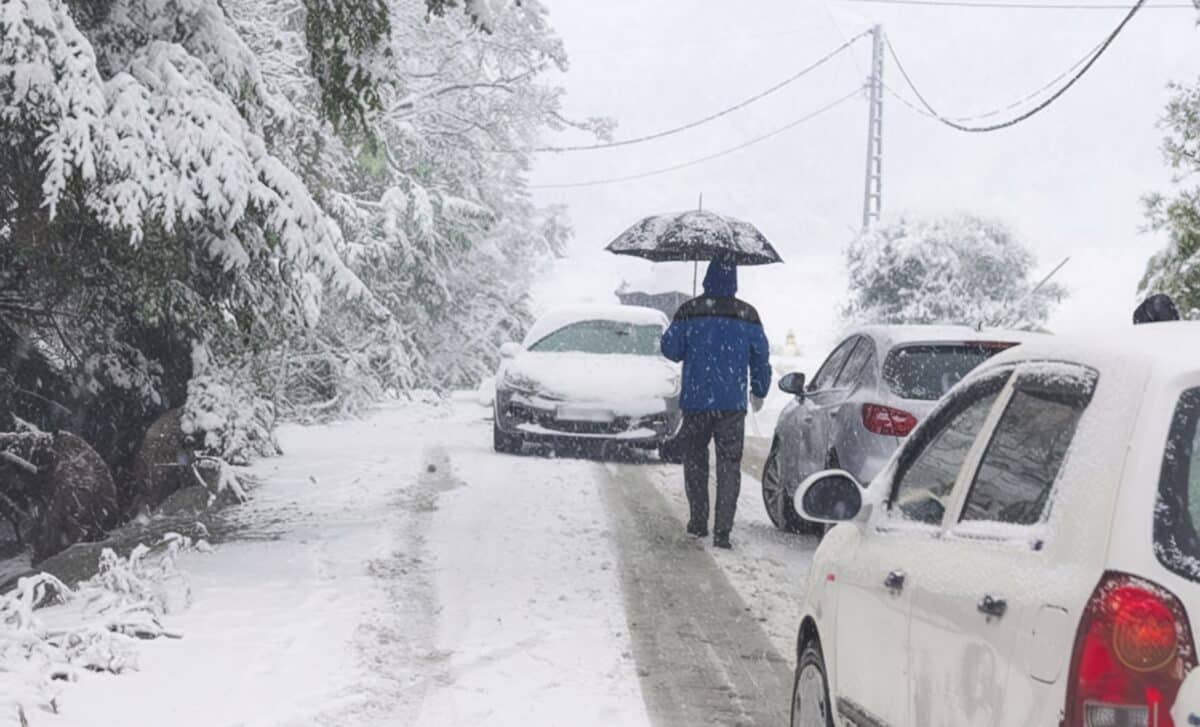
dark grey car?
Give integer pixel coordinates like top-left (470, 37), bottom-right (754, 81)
top-left (761, 325), bottom-right (1036, 533)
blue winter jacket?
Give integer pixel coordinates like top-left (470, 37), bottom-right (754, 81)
top-left (660, 261), bottom-right (772, 412)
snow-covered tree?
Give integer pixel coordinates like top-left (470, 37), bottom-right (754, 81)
top-left (233, 0), bottom-right (598, 415)
top-left (0, 0), bottom-right (380, 471)
top-left (842, 215), bottom-right (1066, 330)
top-left (1140, 79), bottom-right (1200, 319)
top-left (1, 0), bottom-right (591, 468)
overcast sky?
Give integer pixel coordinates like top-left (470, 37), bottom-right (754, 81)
top-left (529, 0), bottom-right (1200, 360)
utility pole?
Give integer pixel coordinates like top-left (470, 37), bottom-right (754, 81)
top-left (861, 24), bottom-right (884, 233)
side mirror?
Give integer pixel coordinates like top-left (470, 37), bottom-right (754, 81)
top-left (794, 469), bottom-right (863, 524)
top-left (499, 342), bottom-right (522, 359)
top-left (779, 372), bottom-right (806, 396)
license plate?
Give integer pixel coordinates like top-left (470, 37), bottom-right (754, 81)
top-left (556, 407), bottom-right (614, 423)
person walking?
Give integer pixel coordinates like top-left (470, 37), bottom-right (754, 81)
top-left (660, 258), bottom-right (771, 549)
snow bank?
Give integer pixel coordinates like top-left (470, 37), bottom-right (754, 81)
top-left (1, 534), bottom-right (203, 725)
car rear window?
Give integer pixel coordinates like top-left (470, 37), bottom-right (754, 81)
top-left (528, 320), bottom-right (664, 356)
top-left (883, 343), bottom-right (1015, 401)
top-left (1154, 387), bottom-right (1200, 583)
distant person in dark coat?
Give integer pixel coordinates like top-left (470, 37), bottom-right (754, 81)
top-left (1134, 294), bottom-right (1181, 324)
top-left (660, 259), bottom-right (771, 549)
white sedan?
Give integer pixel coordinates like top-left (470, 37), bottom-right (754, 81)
top-left (492, 305), bottom-right (681, 457)
top-left (788, 322), bottom-right (1200, 727)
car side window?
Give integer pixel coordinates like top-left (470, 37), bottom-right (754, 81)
top-left (810, 338), bottom-right (858, 392)
top-left (959, 366), bottom-right (1097, 527)
top-left (888, 373), bottom-right (1011, 525)
top-left (835, 337), bottom-right (875, 390)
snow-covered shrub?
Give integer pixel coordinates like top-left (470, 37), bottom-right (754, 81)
top-left (183, 347), bottom-right (278, 465)
top-left (0, 534), bottom-right (206, 725)
top-left (843, 214), bottom-right (1066, 329)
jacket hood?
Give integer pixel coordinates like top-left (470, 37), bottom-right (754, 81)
top-left (702, 260), bottom-right (738, 297)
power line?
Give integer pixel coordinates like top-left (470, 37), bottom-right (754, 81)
top-left (885, 0), bottom-right (1147, 132)
top-left (845, 0), bottom-right (1190, 9)
top-left (530, 88), bottom-right (862, 189)
top-left (886, 37), bottom-right (1104, 123)
top-left (526, 30), bottom-right (872, 153)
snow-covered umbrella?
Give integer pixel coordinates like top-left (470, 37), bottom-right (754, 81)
top-left (606, 210), bottom-right (783, 267)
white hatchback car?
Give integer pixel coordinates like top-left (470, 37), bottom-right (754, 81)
top-left (788, 323), bottom-right (1200, 727)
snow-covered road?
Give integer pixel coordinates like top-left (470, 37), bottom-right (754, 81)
top-left (44, 399), bottom-right (816, 726)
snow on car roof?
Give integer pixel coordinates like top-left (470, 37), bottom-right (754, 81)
top-left (985, 321), bottom-right (1200, 379)
top-left (852, 324), bottom-right (1046, 351)
top-left (522, 305), bottom-right (670, 348)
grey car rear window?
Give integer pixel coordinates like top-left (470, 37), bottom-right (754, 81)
top-left (883, 344), bottom-right (1011, 401)
top-left (1154, 387), bottom-right (1200, 583)
top-left (528, 320), bottom-right (663, 356)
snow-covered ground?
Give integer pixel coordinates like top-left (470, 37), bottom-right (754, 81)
top-left (17, 397), bottom-right (816, 726)
top-left (626, 464), bottom-right (817, 665)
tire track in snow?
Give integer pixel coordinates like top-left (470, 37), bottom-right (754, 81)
top-left (599, 463), bottom-right (794, 727)
top-left (314, 446), bottom-right (463, 725)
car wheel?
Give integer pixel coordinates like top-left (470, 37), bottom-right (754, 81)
top-left (791, 637), bottom-right (834, 727)
top-left (492, 420), bottom-right (523, 455)
top-left (762, 440), bottom-right (807, 533)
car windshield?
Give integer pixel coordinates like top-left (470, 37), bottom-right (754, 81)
top-left (883, 343), bottom-right (1015, 401)
top-left (1155, 387), bottom-right (1200, 583)
top-left (528, 320), bottom-right (663, 356)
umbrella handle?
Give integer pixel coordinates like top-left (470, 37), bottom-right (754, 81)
top-left (693, 192), bottom-right (702, 296)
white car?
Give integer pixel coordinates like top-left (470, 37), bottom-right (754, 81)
top-left (788, 322), bottom-right (1200, 727)
top-left (492, 305), bottom-right (682, 456)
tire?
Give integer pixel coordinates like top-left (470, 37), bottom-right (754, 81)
top-left (762, 440), bottom-right (820, 534)
top-left (791, 637), bottom-right (834, 727)
top-left (492, 420), bottom-right (523, 455)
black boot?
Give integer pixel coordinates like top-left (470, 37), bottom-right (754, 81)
top-left (686, 520), bottom-right (708, 537)
top-left (713, 533), bottom-right (732, 549)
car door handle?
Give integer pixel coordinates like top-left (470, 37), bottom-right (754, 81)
top-left (884, 570), bottom-right (906, 593)
top-left (978, 595), bottom-right (1008, 620)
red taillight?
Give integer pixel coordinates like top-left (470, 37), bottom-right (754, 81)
top-left (862, 404), bottom-right (918, 437)
top-left (1064, 572), bottom-right (1196, 727)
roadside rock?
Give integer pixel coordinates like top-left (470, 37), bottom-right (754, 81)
top-left (32, 432), bottom-right (120, 562)
top-left (132, 408), bottom-right (193, 512)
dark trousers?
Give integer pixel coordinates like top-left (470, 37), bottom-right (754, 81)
top-left (679, 410), bottom-right (746, 536)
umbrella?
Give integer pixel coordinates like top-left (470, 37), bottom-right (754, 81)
top-left (606, 210), bottom-right (783, 266)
